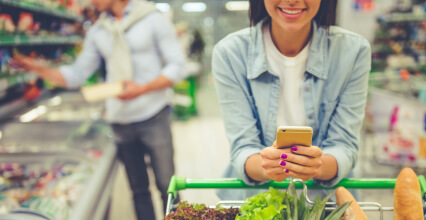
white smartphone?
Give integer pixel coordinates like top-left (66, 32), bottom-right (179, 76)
top-left (276, 126), bottom-right (313, 149)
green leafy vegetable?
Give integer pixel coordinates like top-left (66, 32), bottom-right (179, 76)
top-left (166, 183), bottom-right (351, 220)
top-left (237, 182), bottom-right (350, 220)
top-left (281, 181), bottom-right (351, 220)
top-left (324, 202), bottom-right (351, 220)
top-left (236, 187), bottom-right (288, 220)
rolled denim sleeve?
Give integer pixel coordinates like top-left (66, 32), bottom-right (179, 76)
top-left (316, 38), bottom-right (371, 187)
top-left (212, 43), bottom-right (268, 186)
top-left (152, 13), bottom-right (186, 83)
top-left (59, 28), bottom-right (101, 89)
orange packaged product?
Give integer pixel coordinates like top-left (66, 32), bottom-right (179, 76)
top-left (0, 14), bottom-right (16, 32)
top-left (17, 13), bottom-right (34, 33)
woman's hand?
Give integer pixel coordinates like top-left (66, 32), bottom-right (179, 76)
top-left (260, 142), bottom-right (323, 182)
top-left (260, 141), bottom-right (293, 182)
top-left (281, 145), bottom-right (323, 181)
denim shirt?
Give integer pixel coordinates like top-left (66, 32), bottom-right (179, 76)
top-left (212, 20), bottom-right (371, 200)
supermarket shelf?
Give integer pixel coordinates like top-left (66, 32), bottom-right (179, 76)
top-left (0, 73), bottom-right (37, 91)
top-left (0, 0), bottom-right (83, 21)
top-left (0, 35), bottom-right (83, 46)
top-left (0, 61), bottom-right (71, 91)
top-left (382, 13), bottom-right (426, 22)
top-left (10, 73), bottom-right (38, 86)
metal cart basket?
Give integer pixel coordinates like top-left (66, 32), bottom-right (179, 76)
top-left (166, 175), bottom-right (426, 220)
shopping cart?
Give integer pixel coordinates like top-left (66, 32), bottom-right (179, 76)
top-left (166, 175), bottom-right (426, 220)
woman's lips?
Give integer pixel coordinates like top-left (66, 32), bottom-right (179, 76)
top-left (278, 7), bottom-right (306, 19)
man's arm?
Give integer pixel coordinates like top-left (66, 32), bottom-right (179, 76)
top-left (13, 57), bottom-right (66, 87)
top-left (13, 28), bottom-right (102, 89)
top-left (152, 13), bottom-right (187, 83)
top-left (117, 75), bottom-right (173, 100)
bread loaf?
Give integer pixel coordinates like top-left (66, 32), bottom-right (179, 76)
top-left (335, 186), bottom-right (368, 220)
top-left (394, 167), bottom-right (424, 220)
top-left (81, 82), bottom-right (123, 103)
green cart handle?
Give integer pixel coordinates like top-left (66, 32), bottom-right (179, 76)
top-left (167, 175), bottom-right (426, 200)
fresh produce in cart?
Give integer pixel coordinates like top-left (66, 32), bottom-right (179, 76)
top-left (166, 168), bottom-right (426, 220)
top-left (166, 182), bottom-right (351, 220)
top-left (165, 201), bottom-right (239, 220)
top-left (237, 185), bottom-right (350, 220)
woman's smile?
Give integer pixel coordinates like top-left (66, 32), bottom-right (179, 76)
top-left (277, 7), bottom-right (307, 20)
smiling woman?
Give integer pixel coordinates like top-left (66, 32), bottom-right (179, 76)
top-left (212, 0), bottom-right (371, 200)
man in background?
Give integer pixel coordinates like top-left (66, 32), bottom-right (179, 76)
top-left (13, 0), bottom-right (186, 219)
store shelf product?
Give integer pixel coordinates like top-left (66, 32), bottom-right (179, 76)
top-left (0, 0), bottom-right (83, 22)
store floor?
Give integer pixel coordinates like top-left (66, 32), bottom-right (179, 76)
top-left (108, 74), bottom-right (422, 220)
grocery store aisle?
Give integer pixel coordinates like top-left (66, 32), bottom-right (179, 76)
top-left (109, 75), bottom-right (229, 220)
top-left (172, 75), bottom-right (230, 206)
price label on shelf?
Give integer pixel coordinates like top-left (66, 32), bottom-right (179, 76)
top-left (29, 198), bottom-right (69, 220)
top-left (14, 36), bottom-right (21, 45)
top-left (31, 36), bottom-right (43, 44)
top-left (7, 76), bottom-right (15, 86)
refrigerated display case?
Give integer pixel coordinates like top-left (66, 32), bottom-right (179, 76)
top-left (0, 121), bottom-right (118, 220)
top-left (0, 91), bottom-right (118, 220)
top-left (15, 91), bottom-right (105, 123)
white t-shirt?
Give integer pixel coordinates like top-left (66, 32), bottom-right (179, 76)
top-left (262, 24), bottom-right (310, 127)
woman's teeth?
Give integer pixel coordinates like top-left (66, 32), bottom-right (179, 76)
top-left (281, 9), bottom-right (303, 14)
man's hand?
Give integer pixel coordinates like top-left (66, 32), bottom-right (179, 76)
top-left (117, 80), bottom-right (150, 101)
top-left (12, 55), bottom-right (44, 73)
top-left (117, 75), bottom-right (173, 101)
top-left (11, 55), bottom-right (67, 87)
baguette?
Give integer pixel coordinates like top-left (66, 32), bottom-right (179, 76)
top-left (394, 167), bottom-right (424, 220)
top-left (335, 186), bottom-right (368, 220)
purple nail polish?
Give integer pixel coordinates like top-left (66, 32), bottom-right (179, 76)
top-left (281, 154), bottom-right (287, 159)
top-left (285, 169), bottom-right (289, 173)
top-left (280, 161), bottom-right (286, 166)
top-left (291, 146), bottom-right (298, 151)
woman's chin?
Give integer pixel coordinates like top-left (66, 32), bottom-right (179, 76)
top-left (274, 21), bottom-right (311, 35)
top-left (280, 24), bottom-right (304, 33)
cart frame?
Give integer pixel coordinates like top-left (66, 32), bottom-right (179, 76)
top-left (166, 175), bottom-right (426, 220)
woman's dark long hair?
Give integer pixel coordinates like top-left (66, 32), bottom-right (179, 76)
top-left (249, 0), bottom-right (337, 27)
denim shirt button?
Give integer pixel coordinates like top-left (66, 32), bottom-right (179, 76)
top-left (308, 114), bottom-right (313, 120)
top-left (305, 87), bottom-right (310, 92)
top-left (304, 72), bottom-right (309, 79)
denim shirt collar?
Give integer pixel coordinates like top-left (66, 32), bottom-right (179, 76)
top-left (248, 19), bottom-right (329, 80)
